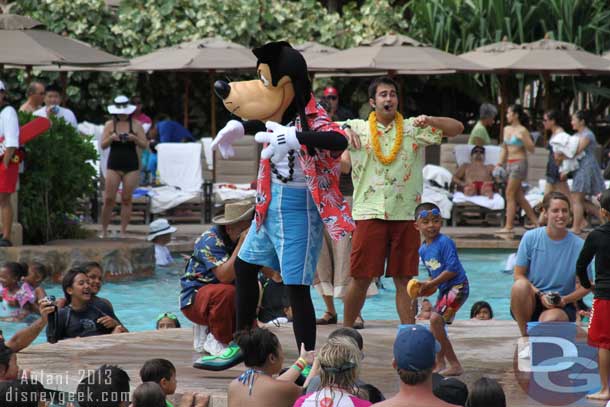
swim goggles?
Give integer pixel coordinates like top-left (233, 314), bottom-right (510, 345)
top-left (417, 208), bottom-right (441, 219)
top-left (156, 312), bottom-right (178, 322)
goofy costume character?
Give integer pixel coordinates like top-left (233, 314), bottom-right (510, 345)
top-left (195, 42), bottom-right (354, 371)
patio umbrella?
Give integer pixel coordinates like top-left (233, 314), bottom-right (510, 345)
top-left (461, 38), bottom-right (610, 136)
top-left (294, 41), bottom-right (338, 66)
top-left (308, 34), bottom-right (489, 74)
top-left (128, 37), bottom-right (257, 150)
top-left (0, 14), bottom-right (125, 67)
top-left (459, 40), bottom-right (521, 135)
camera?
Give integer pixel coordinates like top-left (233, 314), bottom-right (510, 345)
top-left (44, 295), bottom-right (59, 344)
top-left (119, 133), bottom-right (129, 142)
top-left (544, 291), bottom-right (562, 306)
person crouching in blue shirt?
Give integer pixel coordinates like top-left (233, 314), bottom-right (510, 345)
top-left (414, 202), bottom-right (469, 377)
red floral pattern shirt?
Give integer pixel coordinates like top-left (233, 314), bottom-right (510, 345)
top-left (255, 95), bottom-right (355, 240)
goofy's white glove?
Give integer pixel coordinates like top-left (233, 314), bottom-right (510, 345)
top-left (254, 121), bottom-right (301, 164)
top-left (211, 120), bottom-right (245, 159)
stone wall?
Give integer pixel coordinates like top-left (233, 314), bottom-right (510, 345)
top-left (0, 239), bottom-right (155, 282)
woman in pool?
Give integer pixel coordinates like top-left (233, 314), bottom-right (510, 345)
top-left (0, 262), bottom-right (36, 322)
top-left (470, 301), bottom-right (493, 320)
top-left (156, 312), bottom-right (181, 329)
top-left (46, 267), bottom-right (125, 342)
top-left (228, 328), bottom-right (314, 407)
top-left (294, 336), bottom-right (371, 406)
top-left (496, 104), bottom-right (538, 234)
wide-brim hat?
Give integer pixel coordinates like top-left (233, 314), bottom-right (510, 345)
top-left (108, 95), bottom-right (136, 115)
top-left (213, 200), bottom-right (255, 225)
top-left (147, 218), bottom-right (177, 241)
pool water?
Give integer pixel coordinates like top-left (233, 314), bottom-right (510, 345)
top-left (0, 250), bottom-right (591, 345)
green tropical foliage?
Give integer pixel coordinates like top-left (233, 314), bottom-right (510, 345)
top-left (18, 112), bottom-right (98, 244)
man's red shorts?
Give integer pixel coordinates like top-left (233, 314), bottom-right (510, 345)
top-left (0, 161), bottom-right (19, 193)
top-left (181, 283), bottom-right (236, 345)
top-left (350, 219), bottom-right (420, 279)
top-left (588, 298), bottom-right (610, 350)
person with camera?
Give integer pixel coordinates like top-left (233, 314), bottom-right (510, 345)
top-left (510, 192), bottom-right (591, 338)
top-left (32, 83), bottom-right (77, 128)
top-left (100, 95), bottom-right (149, 239)
top-left (46, 267), bottom-right (125, 343)
top-left (0, 297), bottom-right (55, 354)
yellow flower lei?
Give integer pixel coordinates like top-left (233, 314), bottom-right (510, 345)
top-left (369, 111), bottom-right (403, 165)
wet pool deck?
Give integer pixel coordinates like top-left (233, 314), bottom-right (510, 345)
top-left (18, 320), bottom-right (601, 407)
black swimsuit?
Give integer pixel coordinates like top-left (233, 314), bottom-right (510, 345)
top-left (107, 119), bottom-right (139, 173)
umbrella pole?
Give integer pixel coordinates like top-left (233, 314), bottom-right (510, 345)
top-left (183, 74), bottom-right (190, 129)
top-left (543, 73), bottom-right (551, 112)
top-left (499, 74), bottom-right (508, 143)
top-left (25, 65), bottom-right (32, 84)
top-left (60, 71), bottom-right (68, 106)
top-left (210, 70), bottom-right (216, 138)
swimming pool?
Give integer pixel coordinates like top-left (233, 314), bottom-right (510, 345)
top-left (0, 249), bottom-right (591, 344)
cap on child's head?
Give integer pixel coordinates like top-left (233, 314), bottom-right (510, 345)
top-left (394, 324), bottom-right (440, 371)
top-left (432, 374), bottom-right (469, 406)
top-left (414, 202), bottom-right (441, 220)
top-left (147, 218), bottom-right (176, 241)
top-left (599, 189), bottom-right (610, 213)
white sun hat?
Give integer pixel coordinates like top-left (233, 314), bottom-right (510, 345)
top-left (147, 218), bottom-right (177, 241)
top-left (107, 95), bottom-right (136, 115)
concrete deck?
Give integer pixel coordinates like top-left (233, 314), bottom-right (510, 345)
top-left (18, 320), bottom-right (600, 407)
top-left (85, 224), bottom-right (524, 251)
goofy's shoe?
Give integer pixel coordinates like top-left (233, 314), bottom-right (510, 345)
top-left (193, 343), bottom-right (243, 371)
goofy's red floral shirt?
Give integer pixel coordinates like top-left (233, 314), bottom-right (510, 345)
top-left (255, 95), bottom-right (355, 240)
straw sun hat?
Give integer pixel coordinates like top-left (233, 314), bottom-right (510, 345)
top-left (212, 200), bottom-right (255, 225)
top-left (107, 95), bottom-right (136, 115)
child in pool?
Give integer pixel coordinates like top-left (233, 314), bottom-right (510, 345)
top-left (416, 299), bottom-right (432, 320)
top-left (156, 312), bottom-right (181, 329)
top-left (470, 301), bottom-right (494, 320)
top-left (22, 262), bottom-right (48, 312)
top-left (0, 262), bottom-right (36, 322)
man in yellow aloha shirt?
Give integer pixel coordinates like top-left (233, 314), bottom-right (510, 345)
top-left (341, 77), bottom-right (464, 329)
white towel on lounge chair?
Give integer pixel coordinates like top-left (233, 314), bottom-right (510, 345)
top-left (150, 143), bottom-right (202, 213)
top-left (213, 183), bottom-right (256, 202)
top-left (423, 164), bottom-right (453, 188)
top-left (453, 191), bottom-right (505, 210)
top-left (157, 143), bottom-right (202, 192)
top-left (149, 185), bottom-right (199, 214)
top-left (422, 185), bottom-right (452, 219)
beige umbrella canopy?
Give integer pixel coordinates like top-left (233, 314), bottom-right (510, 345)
top-left (128, 37), bottom-right (256, 71)
top-left (0, 14), bottom-right (125, 66)
top-left (294, 41), bottom-right (338, 65)
top-left (461, 38), bottom-right (610, 74)
top-left (128, 37), bottom-right (257, 139)
top-left (308, 34), bottom-right (490, 74)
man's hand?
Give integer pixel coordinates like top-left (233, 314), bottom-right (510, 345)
top-left (540, 292), bottom-right (562, 309)
top-left (344, 127), bottom-right (361, 149)
top-left (38, 300), bottom-right (56, 323)
top-left (211, 120), bottom-right (245, 159)
top-left (255, 121), bottom-right (300, 164)
top-left (413, 115), bottom-right (432, 128)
